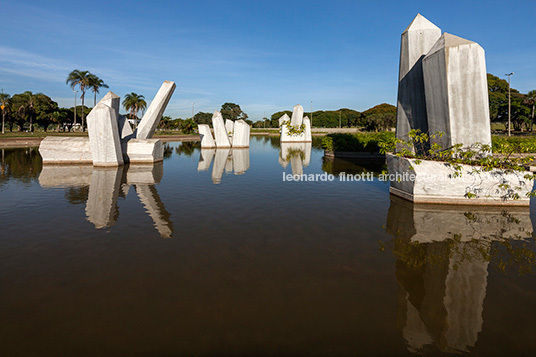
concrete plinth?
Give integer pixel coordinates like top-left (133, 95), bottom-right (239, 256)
top-left (87, 94), bottom-right (124, 166)
top-left (212, 111), bottom-right (231, 147)
top-left (232, 119), bottom-right (250, 147)
top-left (423, 33), bottom-right (491, 149)
top-left (387, 154), bottom-right (534, 206)
top-left (198, 124), bottom-right (216, 148)
top-left (136, 81), bottom-right (176, 139)
top-left (39, 137), bottom-right (93, 164)
top-left (396, 14), bottom-right (441, 145)
top-left (123, 139), bottom-right (164, 163)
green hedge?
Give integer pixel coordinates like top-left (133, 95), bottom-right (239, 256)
top-left (322, 132), bottom-right (395, 153)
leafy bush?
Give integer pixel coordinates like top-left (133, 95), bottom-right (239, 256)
top-left (492, 136), bottom-right (536, 153)
top-left (321, 132), bottom-right (395, 153)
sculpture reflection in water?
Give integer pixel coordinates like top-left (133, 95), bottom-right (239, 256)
top-left (39, 163), bottom-right (173, 238)
top-left (279, 142), bottom-right (312, 175)
top-left (197, 148), bottom-right (250, 184)
top-left (384, 196), bottom-right (535, 354)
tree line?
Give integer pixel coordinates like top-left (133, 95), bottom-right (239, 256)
top-left (1, 72), bottom-right (533, 134)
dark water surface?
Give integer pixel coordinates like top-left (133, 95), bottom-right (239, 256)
top-left (1, 137), bottom-right (536, 356)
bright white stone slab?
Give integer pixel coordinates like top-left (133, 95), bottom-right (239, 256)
top-left (396, 14), bottom-right (441, 144)
top-left (87, 97), bottom-right (124, 166)
top-left (198, 124), bottom-right (216, 148)
top-left (387, 154), bottom-right (533, 205)
top-left (39, 137), bottom-right (93, 164)
top-left (123, 139), bottom-right (164, 163)
top-left (278, 113), bottom-right (290, 127)
top-left (86, 166), bottom-right (123, 229)
top-left (423, 33), bottom-right (491, 150)
top-left (232, 119), bottom-right (250, 147)
top-left (118, 115), bottom-right (133, 139)
top-left (136, 81), bottom-right (176, 139)
top-left (225, 119), bottom-right (234, 139)
top-left (290, 104), bottom-right (304, 127)
top-left (232, 148), bottom-right (250, 175)
top-left (212, 111), bottom-right (231, 147)
top-left (303, 116), bottom-right (312, 142)
top-left (197, 149), bottom-right (215, 171)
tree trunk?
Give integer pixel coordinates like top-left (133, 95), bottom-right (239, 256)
top-left (81, 93), bottom-right (85, 132)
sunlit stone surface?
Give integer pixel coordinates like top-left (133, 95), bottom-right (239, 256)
top-left (87, 93), bottom-right (124, 166)
top-left (423, 33), bottom-right (491, 149)
top-left (387, 153), bottom-right (534, 205)
top-left (123, 139), bottom-right (164, 163)
top-left (135, 81), bottom-right (176, 140)
top-left (39, 137), bottom-right (92, 164)
top-left (225, 119), bottom-right (234, 139)
top-left (396, 14), bottom-right (441, 144)
top-left (232, 119), bottom-right (250, 147)
top-left (280, 105), bottom-right (312, 143)
top-left (198, 124), bottom-right (216, 148)
top-left (117, 115), bottom-right (133, 139)
top-left (212, 111), bottom-right (231, 148)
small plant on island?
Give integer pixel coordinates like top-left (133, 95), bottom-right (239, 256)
top-left (283, 120), bottom-right (306, 136)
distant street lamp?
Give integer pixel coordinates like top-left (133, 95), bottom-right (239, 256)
top-left (73, 89), bottom-right (78, 130)
top-left (506, 72), bottom-right (514, 137)
top-left (310, 101), bottom-right (313, 127)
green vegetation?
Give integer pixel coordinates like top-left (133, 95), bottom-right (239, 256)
top-left (322, 132), bottom-right (395, 153)
top-left (122, 93), bottom-right (147, 123)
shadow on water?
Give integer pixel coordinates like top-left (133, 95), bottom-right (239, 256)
top-left (39, 163), bottom-right (173, 238)
top-left (383, 195), bottom-right (536, 354)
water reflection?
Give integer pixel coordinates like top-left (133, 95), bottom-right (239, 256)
top-left (385, 196), bottom-right (535, 354)
top-left (197, 148), bottom-right (250, 184)
top-left (39, 163), bottom-right (173, 238)
top-left (279, 142), bottom-right (312, 175)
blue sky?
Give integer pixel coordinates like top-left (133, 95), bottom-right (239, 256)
top-left (1, 0), bottom-right (535, 120)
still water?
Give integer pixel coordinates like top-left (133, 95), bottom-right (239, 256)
top-left (1, 136), bottom-right (535, 356)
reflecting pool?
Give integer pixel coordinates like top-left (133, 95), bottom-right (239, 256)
top-left (1, 137), bottom-right (536, 355)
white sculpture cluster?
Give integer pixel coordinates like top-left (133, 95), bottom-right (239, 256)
top-left (279, 104), bottom-right (312, 143)
top-left (39, 81), bottom-right (176, 166)
top-left (396, 14), bottom-right (491, 150)
top-left (198, 147), bottom-right (250, 184)
top-left (198, 111), bottom-right (251, 149)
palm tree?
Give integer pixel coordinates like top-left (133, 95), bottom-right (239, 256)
top-left (88, 74), bottom-right (109, 107)
top-left (525, 90), bottom-right (536, 132)
top-left (66, 70), bottom-right (92, 130)
top-left (122, 93), bottom-right (147, 127)
top-left (0, 91), bottom-right (10, 134)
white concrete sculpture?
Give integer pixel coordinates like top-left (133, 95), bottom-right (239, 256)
top-left (232, 119), bottom-right (250, 147)
top-left (396, 14), bottom-right (441, 144)
top-left (198, 147), bottom-right (250, 181)
top-left (423, 33), bottom-right (491, 149)
top-left (212, 111), bottom-right (231, 148)
top-left (40, 81), bottom-right (175, 166)
top-left (135, 81), bottom-right (176, 139)
top-left (280, 105), bottom-right (312, 143)
top-left (225, 119), bottom-right (234, 139)
top-left (198, 124), bottom-right (216, 148)
top-left (87, 92), bottom-right (124, 166)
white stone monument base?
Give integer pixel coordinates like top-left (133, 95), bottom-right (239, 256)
top-left (123, 139), bottom-right (164, 164)
top-left (39, 137), bottom-right (93, 164)
top-left (387, 153), bottom-right (534, 206)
